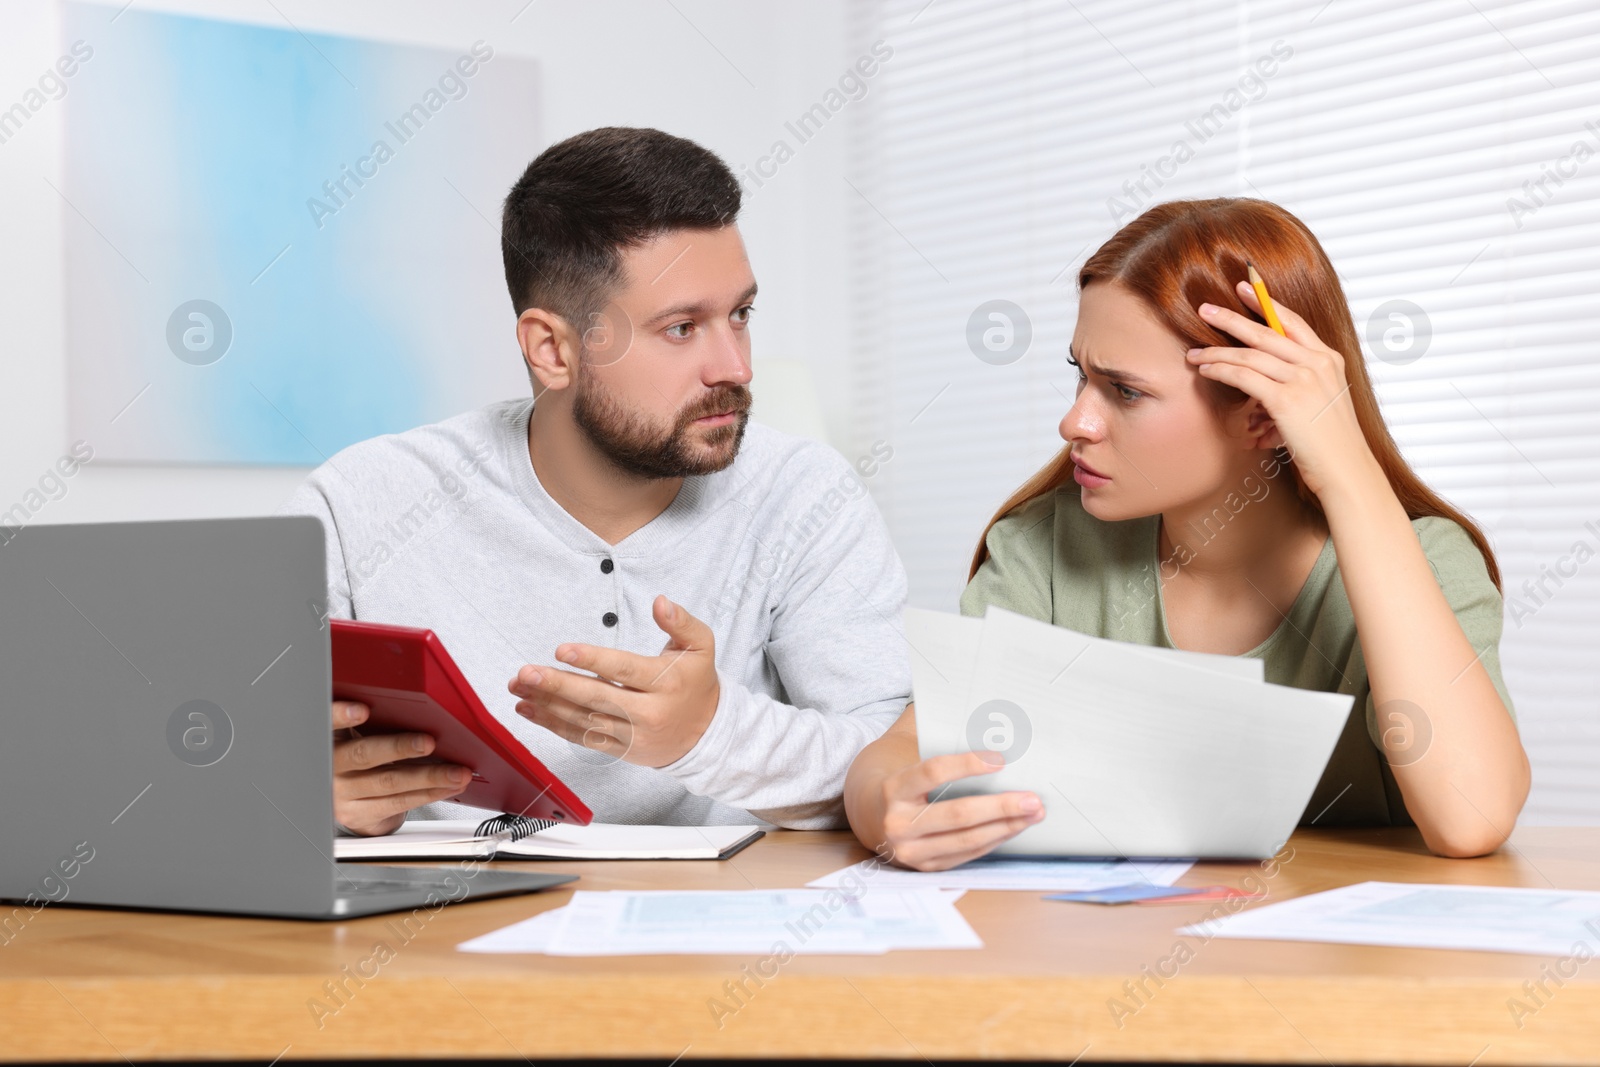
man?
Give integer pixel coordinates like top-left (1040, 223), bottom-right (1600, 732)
top-left (279, 127), bottom-right (910, 835)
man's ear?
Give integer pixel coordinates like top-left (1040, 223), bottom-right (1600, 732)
top-left (517, 308), bottom-right (580, 393)
top-left (1237, 397), bottom-right (1285, 451)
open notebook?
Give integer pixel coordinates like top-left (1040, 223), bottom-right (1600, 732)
top-left (335, 815), bottom-right (765, 862)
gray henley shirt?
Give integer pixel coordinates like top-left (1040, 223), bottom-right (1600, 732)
top-left (277, 397), bottom-right (910, 828)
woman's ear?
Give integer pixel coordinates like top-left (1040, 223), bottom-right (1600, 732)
top-left (517, 308), bottom-right (580, 394)
top-left (1231, 397), bottom-right (1285, 451)
top-left (1248, 402), bottom-right (1286, 450)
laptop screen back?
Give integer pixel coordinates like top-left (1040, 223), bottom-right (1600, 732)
top-left (0, 516), bottom-right (336, 917)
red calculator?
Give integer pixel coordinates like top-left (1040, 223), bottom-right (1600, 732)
top-left (331, 619), bottom-right (592, 826)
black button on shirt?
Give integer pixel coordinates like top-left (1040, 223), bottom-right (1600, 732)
top-left (600, 558), bottom-right (614, 574)
top-left (602, 612), bottom-right (618, 627)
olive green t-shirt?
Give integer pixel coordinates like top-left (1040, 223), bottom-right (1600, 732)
top-left (959, 488), bottom-right (1516, 828)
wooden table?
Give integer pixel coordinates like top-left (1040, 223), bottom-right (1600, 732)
top-left (3, 827), bottom-right (1599, 1064)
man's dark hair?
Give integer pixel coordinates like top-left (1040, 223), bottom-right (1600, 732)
top-left (500, 127), bottom-right (742, 327)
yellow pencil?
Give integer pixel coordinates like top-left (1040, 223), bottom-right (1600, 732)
top-left (1246, 262), bottom-right (1287, 336)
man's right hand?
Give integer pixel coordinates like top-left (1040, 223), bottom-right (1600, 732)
top-left (332, 700), bottom-right (472, 837)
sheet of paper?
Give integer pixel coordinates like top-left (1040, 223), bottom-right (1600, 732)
top-left (459, 907), bottom-right (566, 954)
top-left (903, 607), bottom-right (1259, 757)
top-left (494, 822), bottom-right (761, 860)
top-left (1183, 880), bottom-right (1600, 956)
top-left (916, 606), bottom-right (1351, 858)
top-left (458, 889), bottom-right (981, 955)
top-left (808, 856), bottom-right (1193, 892)
top-left (904, 609), bottom-right (984, 763)
top-left (335, 826), bottom-right (488, 860)
top-left (903, 608), bottom-right (1263, 741)
top-left (1134, 640), bottom-right (1266, 681)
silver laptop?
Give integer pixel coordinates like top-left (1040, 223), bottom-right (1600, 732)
top-left (0, 516), bottom-right (573, 919)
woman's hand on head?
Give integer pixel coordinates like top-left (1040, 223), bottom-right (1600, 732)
top-left (1185, 280), bottom-right (1379, 501)
top-left (875, 751), bottom-right (1045, 871)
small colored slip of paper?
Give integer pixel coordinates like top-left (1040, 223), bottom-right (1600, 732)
top-left (1047, 884), bottom-right (1266, 906)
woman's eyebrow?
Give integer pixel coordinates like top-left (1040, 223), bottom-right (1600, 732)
top-left (1069, 345), bottom-right (1155, 388)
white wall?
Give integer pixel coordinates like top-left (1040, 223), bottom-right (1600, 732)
top-left (0, 0), bottom-right (860, 523)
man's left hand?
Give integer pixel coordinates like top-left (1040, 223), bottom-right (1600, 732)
top-left (508, 595), bottom-right (720, 768)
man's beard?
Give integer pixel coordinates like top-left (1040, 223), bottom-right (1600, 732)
top-left (571, 372), bottom-right (752, 480)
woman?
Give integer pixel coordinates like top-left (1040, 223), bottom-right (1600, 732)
top-left (846, 198), bottom-right (1529, 870)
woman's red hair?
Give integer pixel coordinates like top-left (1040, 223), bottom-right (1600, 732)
top-left (968, 197), bottom-right (1500, 590)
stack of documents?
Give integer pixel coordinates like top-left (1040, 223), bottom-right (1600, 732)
top-left (1186, 881), bottom-right (1600, 955)
top-left (335, 820), bottom-right (763, 861)
top-left (908, 607), bottom-right (1353, 859)
top-left (458, 888), bottom-right (981, 955)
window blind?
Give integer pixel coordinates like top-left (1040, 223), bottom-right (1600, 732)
top-left (850, 0), bottom-right (1600, 822)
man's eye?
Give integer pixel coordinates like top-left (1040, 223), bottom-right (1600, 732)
top-left (1114, 383), bottom-right (1142, 401)
top-left (1066, 354), bottom-right (1086, 381)
top-left (666, 322), bottom-right (694, 339)
top-left (733, 304), bottom-right (755, 324)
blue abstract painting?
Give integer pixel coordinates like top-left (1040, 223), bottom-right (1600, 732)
top-left (62, 3), bottom-right (539, 464)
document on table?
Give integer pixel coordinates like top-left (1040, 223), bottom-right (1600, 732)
top-left (461, 907), bottom-right (567, 954)
top-left (808, 856), bottom-right (1193, 892)
top-left (458, 888), bottom-right (980, 955)
top-left (1184, 881), bottom-right (1600, 956)
top-left (907, 606), bottom-right (1351, 860)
